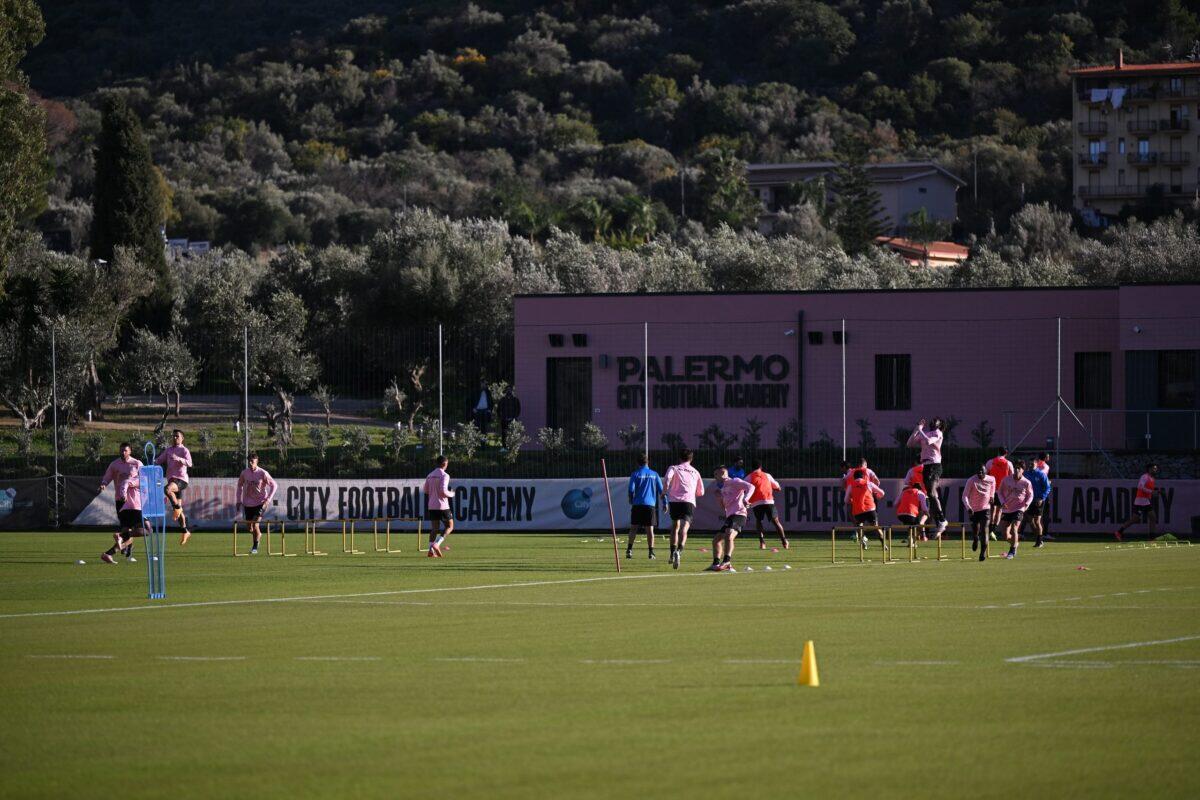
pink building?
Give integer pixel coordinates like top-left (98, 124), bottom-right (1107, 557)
top-left (513, 285), bottom-right (1200, 454)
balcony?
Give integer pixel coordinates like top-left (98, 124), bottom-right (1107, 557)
top-left (1127, 119), bottom-right (1158, 134)
top-left (1127, 152), bottom-right (1158, 165)
top-left (1160, 151), bottom-right (1191, 166)
top-left (1160, 118), bottom-right (1190, 132)
top-left (1077, 121), bottom-right (1108, 136)
top-left (1077, 185), bottom-right (1146, 199)
top-left (1165, 183), bottom-right (1200, 197)
top-left (1078, 152), bottom-right (1108, 167)
top-left (1164, 84), bottom-right (1200, 99)
top-left (1126, 85), bottom-right (1158, 101)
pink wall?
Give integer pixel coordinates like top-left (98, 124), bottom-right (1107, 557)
top-left (513, 286), bottom-right (1200, 452)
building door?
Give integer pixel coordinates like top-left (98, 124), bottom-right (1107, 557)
top-left (546, 357), bottom-right (592, 439)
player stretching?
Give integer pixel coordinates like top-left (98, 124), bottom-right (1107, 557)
top-left (907, 418), bottom-right (947, 538)
top-left (996, 461), bottom-right (1033, 559)
top-left (747, 460), bottom-right (788, 549)
top-left (424, 455), bottom-right (454, 557)
top-left (236, 453), bottom-right (277, 554)
top-left (984, 448), bottom-right (1013, 540)
top-left (98, 442), bottom-right (143, 564)
top-left (1023, 459), bottom-right (1051, 548)
top-left (895, 480), bottom-right (928, 540)
top-left (155, 429), bottom-right (194, 545)
top-left (962, 465), bottom-right (996, 560)
top-left (626, 454), bottom-right (664, 560)
top-left (1115, 463), bottom-right (1160, 541)
top-left (846, 468), bottom-right (886, 553)
top-left (664, 449), bottom-right (704, 570)
top-left (709, 467), bottom-right (754, 572)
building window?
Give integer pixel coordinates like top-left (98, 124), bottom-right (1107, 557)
top-left (874, 354), bottom-right (911, 411)
top-left (1138, 138), bottom-right (1150, 155)
top-left (1158, 351), bottom-right (1197, 409)
top-left (1118, 137), bottom-right (1126, 154)
top-left (1074, 352), bottom-right (1112, 409)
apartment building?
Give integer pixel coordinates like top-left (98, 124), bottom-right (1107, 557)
top-left (1071, 52), bottom-right (1200, 224)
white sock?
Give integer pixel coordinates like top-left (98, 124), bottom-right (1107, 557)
top-left (433, 535), bottom-right (445, 547)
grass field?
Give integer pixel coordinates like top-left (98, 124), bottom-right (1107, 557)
top-left (1, 531), bottom-right (1198, 799)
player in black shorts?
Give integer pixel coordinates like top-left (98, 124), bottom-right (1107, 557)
top-left (626, 455), bottom-right (664, 560)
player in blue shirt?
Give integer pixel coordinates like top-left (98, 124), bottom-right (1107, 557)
top-left (1023, 464), bottom-right (1052, 548)
top-left (627, 454), bottom-right (665, 560)
top-left (727, 458), bottom-right (747, 480)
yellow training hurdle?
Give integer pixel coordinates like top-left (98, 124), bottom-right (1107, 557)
top-left (831, 525), bottom-right (892, 564)
top-left (832, 522), bottom-right (971, 564)
top-left (234, 517), bottom-right (423, 557)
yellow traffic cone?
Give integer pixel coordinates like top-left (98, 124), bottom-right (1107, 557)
top-left (798, 640), bottom-right (819, 687)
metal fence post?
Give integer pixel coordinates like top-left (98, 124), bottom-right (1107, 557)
top-left (51, 326), bottom-right (60, 527)
top-left (643, 321), bottom-right (649, 461)
top-left (243, 325), bottom-right (250, 460)
top-left (438, 323), bottom-right (444, 455)
top-left (841, 318), bottom-right (846, 461)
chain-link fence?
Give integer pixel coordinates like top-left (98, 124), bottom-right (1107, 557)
top-left (2, 314), bottom-right (1199, 484)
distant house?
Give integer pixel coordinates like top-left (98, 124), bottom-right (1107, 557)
top-left (167, 238), bottom-right (212, 261)
top-left (746, 161), bottom-right (965, 235)
top-left (874, 236), bottom-right (969, 267)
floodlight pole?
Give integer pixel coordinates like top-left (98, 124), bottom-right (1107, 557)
top-left (51, 326), bottom-right (59, 527)
top-left (1055, 317), bottom-right (1062, 481)
top-left (841, 318), bottom-right (847, 461)
top-left (438, 323), bottom-right (444, 455)
top-left (243, 325), bottom-right (250, 459)
top-left (643, 321), bottom-right (649, 461)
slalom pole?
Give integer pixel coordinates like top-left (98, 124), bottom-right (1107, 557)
top-left (600, 458), bottom-right (621, 574)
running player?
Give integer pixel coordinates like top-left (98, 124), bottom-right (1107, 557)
top-left (236, 452), bottom-right (277, 554)
top-left (845, 468), bottom-right (886, 552)
top-left (908, 418), bottom-right (947, 537)
top-left (626, 454), bottom-right (664, 560)
top-left (1023, 460), bottom-right (1052, 548)
top-left (996, 460), bottom-right (1033, 559)
top-left (155, 429), bottom-right (194, 545)
top-left (1115, 463), bottom-right (1160, 541)
top-left (98, 442), bottom-right (143, 564)
top-left (709, 467), bottom-right (754, 572)
top-left (985, 448), bottom-right (1013, 540)
top-left (902, 458), bottom-right (924, 494)
top-left (664, 449), bottom-right (704, 570)
top-left (843, 458), bottom-right (879, 543)
top-left (424, 455), bottom-right (454, 557)
top-left (747, 460), bottom-right (788, 550)
top-left (895, 480), bottom-right (928, 540)
top-left (962, 465), bottom-right (996, 560)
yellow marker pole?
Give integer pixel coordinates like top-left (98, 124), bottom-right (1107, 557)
top-left (233, 522), bottom-right (250, 556)
top-left (961, 524), bottom-right (967, 560)
top-left (830, 527), bottom-right (836, 564)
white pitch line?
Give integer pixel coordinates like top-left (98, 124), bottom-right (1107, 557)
top-left (875, 660), bottom-right (961, 666)
top-left (579, 659), bottom-right (670, 665)
top-left (295, 656), bottom-right (382, 662)
top-left (157, 656), bottom-right (246, 662)
top-left (724, 659), bottom-right (795, 664)
top-left (434, 657), bottom-right (525, 663)
top-left (1007, 634), bottom-right (1200, 663)
top-left (0, 571), bottom-right (731, 620)
top-left (26, 654), bottom-right (115, 660)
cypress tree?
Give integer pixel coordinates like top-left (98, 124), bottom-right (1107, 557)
top-left (831, 143), bottom-right (890, 255)
top-left (91, 96), bottom-right (172, 322)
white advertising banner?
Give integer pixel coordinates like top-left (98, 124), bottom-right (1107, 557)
top-left (70, 476), bottom-right (1200, 535)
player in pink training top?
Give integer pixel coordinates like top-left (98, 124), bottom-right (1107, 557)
top-left (236, 452), bottom-right (277, 554)
top-left (423, 455), bottom-right (454, 557)
top-left (908, 417), bottom-right (947, 537)
top-left (663, 448), bottom-right (704, 570)
top-left (98, 442), bottom-right (144, 564)
top-left (996, 461), bottom-right (1033, 559)
top-left (709, 467), bottom-right (754, 572)
top-left (155, 429), bottom-right (194, 545)
top-left (961, 465), bottom-right (996, 561)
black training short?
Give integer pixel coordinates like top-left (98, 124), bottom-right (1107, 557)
top-left (1001, 510), bottom-right (1023, 524)
top-left (752, 504), bottom-right (778, 523)
top-left (668, 502), bottom-right (695, 522)
top-left (969, 510), bottom-right (989, 525)
top-left (723, 514), bottom-right (746, 533)
top-left (244, 504), bottom-right (263, 522)
top-left (117, 508), bottom-right (143, 528)
top-left (1133, 505), bottom-right (1152, 523)
top-left (426, 508), bottom-right (452, 523)
top-left (897, 514), bottom-right (919, 526)
top-left (854, 510), bottom-right (879, 526)
top-left (167, 478), bottom-right (188, 494)
top-left (1026, 499), bottom-right (1044, 519)
top-left (630, 504), bottom-right (655, 526)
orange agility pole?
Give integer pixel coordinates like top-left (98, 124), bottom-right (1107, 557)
top-left (600, 458), bottom-right (621, 574)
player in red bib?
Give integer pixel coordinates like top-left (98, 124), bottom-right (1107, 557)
top-left (1115, 463), bottom-right (1160, 541)
top-left (984, 448), bottom-right (1013, 540)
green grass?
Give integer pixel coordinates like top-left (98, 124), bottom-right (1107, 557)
top-left (0, 532), bottom-right (1197, 799)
